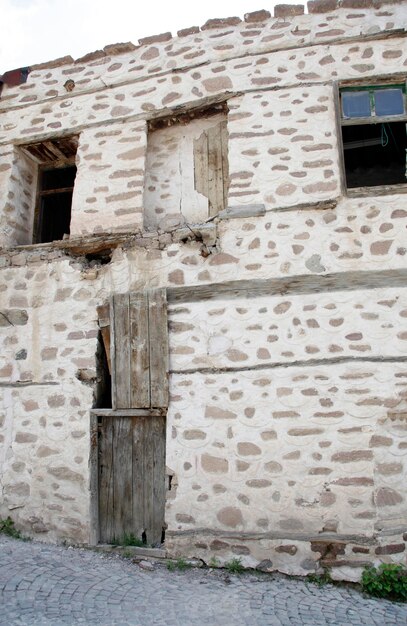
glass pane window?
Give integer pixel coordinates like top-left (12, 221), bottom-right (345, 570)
top-left (342, 91), bottom-right (371, 118)
top-left (374, 89), bottom-right (404, 116)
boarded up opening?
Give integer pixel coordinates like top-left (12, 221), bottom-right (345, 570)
top-left (94, 289), bottom-right (169, 546)
top-left (143, 106), bottom-right (228, 230)
top-left (111, 289), bottom-right (169, 410)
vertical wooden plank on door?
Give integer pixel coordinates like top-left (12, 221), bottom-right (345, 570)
top-left (111, 293), bottom-right (130, 409)
top-left (148, 288), bottom-right (169, 408)
top-left (112, 417), bottom-right (133, 541)
top-left (129, 291), bottom-right (150, 408)
top-left (143, 416), bottom-right (154, 545)
top-left (132, 415), bottom-right (146, 540)
top-left (98, 417), bottom-right (114, 543)
top-left (131, 415), bottom-right (166, 546)
top-left (150, 415), bottom-right (166, 546)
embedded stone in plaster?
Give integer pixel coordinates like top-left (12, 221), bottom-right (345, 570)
top-left (376, 488), bottom-right (403, 507)
top-left (201, 454), bottom-right (229, 473)
top-left (217, 507), bottom-right (243, 528)
top-left (205, 406), bottom-right (237, 420)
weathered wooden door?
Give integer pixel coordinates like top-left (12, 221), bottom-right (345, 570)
top-left (96, 288), bottom-right (168, 545)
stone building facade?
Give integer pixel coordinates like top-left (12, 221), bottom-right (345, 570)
top-left (0, 1), bottom-right (406, 581)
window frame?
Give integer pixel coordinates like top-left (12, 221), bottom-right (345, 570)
top-left (335, 78), bottom-right (407, 197)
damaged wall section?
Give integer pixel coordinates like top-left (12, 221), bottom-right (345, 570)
top-left (144, 104), bottom-right (228, 231)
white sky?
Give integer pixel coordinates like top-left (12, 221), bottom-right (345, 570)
top-left (0, 0), bottom-right (298, 73)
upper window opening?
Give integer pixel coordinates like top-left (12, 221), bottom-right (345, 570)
top-left (143, 103), bottom-right (229, 231)
top-left (37, 165), bottom-right (77, 244)
top-left (20, 136), bottom-right (78, 243)
top-left (339, 83), bottom-right (407, 193)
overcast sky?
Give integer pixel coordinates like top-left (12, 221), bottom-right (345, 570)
top-left (0, 0), bottom-right (298, 73)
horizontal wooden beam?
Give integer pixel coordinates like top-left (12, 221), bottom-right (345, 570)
top-left (90, 408), bottom-right (166, 417)
top-left (347, 184), bottom-right (407, 198)
top-left (341, 113), bottom-right (407, 126)
top-left (170, 355), bottom-right (407, 377)
top-left (266, 198), bottom-right (338, 214)
top-left (217, 204), bottom-right (266, 220)
top-left (167, 268), bottom-right (407, 304)
top-left (6, 232), bottom-right (133, 256)
top-left (39, 186), bottom-right (74, 196)
top-left (0, 381), bottom-right (59, 387)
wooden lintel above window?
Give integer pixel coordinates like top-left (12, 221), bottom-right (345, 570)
top-left (20, 135), bottom-right (79, 165)
top-left (341, 114), bottom-right (407, 126)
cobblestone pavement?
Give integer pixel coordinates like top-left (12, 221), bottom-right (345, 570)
top-left (0, 536), bottom-right (406, 626)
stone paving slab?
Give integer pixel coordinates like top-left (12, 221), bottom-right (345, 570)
top-left (0, 536), bottom-right (406, 626)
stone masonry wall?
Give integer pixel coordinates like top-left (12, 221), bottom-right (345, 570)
top-left (0, 2), bottom-right (406, 580)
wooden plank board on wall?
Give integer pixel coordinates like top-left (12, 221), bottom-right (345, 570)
top-left (207, 122), bottom-right (224, 217)
top-left (110, 288), bottom-right (168, 410)
top-left (220, 119), bottom-right (229, 211)
top-left (98, 417), bottom-right (114, 543)
top-left (112, 417), bottom-right (133, 541)
top-left (193, 130), bottom-right (209, 205)
top-left (132, 415), bottom-right (166, 546)
top-left (149, 415), bottom-right (166, 546)
top-left (130, 291), bottom-right (150, 408)
top-left (132, 415), bottom-right (146, 540)
top-left (194, 121), bottom-right (228, 217)
top-left (111, 293), bottom-right (131, 409)
top-left (148, 288), bottom-right (169, 409)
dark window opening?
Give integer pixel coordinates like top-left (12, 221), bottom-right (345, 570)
top-left (36, 165), bottom-right (76, 243)
top-left (20, 135), bottom-right (79, 244)
top-left (339, 83), bottom-right (407, 194)
top-left (342, 122), bottom-right (407, 189)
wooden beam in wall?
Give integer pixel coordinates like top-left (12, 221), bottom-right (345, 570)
top-left (167, 269), bottom-right (407, 304)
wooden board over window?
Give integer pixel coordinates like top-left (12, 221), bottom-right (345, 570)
top-left (104, 288), bottom-right (169, 410)
top-left (194, 119), bottom-right (229, 217)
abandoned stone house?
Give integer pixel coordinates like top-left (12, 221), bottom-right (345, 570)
top-left (0, 0), bottom-right (406, 581)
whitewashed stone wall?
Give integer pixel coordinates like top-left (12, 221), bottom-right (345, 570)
top-left (71, 121), bottom-right (147, 236)
top-left (0, 1), bottom-right (406, 580)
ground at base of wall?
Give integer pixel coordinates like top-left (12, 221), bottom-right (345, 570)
top-left (70, 540), bottom-right (406, 604)
top-left (164, 532), bottom-right (407, 583)
top-left (2, 535), bottom-right (406, 626)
